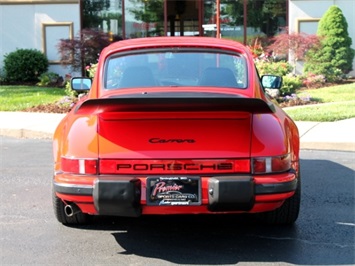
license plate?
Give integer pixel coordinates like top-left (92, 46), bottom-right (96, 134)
top-left (147, 176), bottom-right (201, 206)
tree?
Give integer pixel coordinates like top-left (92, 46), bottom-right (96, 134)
top-left (304, 5), bottom-right (355, 78)
top-left (57, 29), bottom-right (111, 74)
top-left (267, 28), bottom-right (320, 74)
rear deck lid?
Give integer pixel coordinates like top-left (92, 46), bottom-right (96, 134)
top-left (74, 92), bottom-right (275, 159)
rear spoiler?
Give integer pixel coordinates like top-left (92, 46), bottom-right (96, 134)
top-left (74, 93), bottom-right (276, 115)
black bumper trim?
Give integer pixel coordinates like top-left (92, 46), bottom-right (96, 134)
top-left (53, 177), bottom-right (298, 197)
top-left (53, 182), bottom-right (93, 196)
top-left (255, 178), bottom-right (298, 194)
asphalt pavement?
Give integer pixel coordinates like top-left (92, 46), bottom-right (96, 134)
top-left (0, 111), bottom-right (354, 151)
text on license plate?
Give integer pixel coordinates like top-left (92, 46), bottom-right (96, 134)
top-left (147, 176), bottom-right (201, 206)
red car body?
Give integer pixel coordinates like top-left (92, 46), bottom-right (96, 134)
top-left (53, 37), bottom-right (300, 225)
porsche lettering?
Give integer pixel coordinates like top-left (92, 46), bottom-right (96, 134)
top-left (116, 163), bottom-right (233, 171)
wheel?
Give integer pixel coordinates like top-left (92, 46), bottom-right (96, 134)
top-left (52, 188), bottom-right (89, 225)
top-left (258, 174), bottom-right (301, 225)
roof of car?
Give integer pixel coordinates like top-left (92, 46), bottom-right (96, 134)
top-left (101, 36), bottom-right (249, 56)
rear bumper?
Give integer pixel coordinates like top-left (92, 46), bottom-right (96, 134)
top-left (53, 171), bottom-right (298, 216)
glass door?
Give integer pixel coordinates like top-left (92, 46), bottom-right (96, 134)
top-left (166, 0), bottom-right (200, 36)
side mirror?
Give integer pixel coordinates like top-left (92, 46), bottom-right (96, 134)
top-left (71, 77), bottom-right (92, 91)
top-left (261, 75), bottom-right (282, 89)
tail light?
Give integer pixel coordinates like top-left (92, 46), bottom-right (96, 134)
top-left (61, 157), bottom-right (98, 174)
top-left (252, 154), bottom-right (291, 174)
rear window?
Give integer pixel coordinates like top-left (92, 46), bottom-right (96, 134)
top-left (104, 49), bottom-right (247, 90)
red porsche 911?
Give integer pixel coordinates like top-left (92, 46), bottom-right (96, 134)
top-left (52, 37), bottom-right (300, 225)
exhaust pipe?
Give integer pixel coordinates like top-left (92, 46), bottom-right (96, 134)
top-left (64, 203), bottom-right (81, 217)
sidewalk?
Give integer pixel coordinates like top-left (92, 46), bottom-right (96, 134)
top-left (0, 111), bottom-right (354, 152)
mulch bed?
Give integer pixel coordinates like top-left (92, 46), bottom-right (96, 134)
top-left (22, 103), bottom-right (73, 113)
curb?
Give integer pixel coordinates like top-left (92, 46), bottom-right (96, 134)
top-left (300, 142), bottom-right (355, 152)
top-left (0, 128), bottom-right (54, 139)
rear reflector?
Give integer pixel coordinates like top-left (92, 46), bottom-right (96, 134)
top-left (61, 157), bottom-right (98, 175)
top-left (252, 154), bottom-right (291, 174)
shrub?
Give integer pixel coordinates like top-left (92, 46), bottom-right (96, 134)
top-left (3, 49), bottom-right (48, 82)
top-left (280, 75), bottom-right (303, 95)
top-left (302, 73), bottom-right (326, 89)
top-left (304, 6), bottom-right (355, 78)
top-left (64, 79), bottom-right (78, 98)
top-left (256, 60), bottom-right (293, 76)
top-left (0, 68), bottom-right (5, 83)
top-left (86, 63), bottom-right (98, 78)
top-left (37, 72), bottom-right (61, 86)
top-left (267, 28), bottom-right (320, 74)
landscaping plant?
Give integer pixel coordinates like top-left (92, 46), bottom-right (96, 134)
top-left (37, 72), bottom-right (61, 87)
top-left (57, 29), bottom-right (111, 74)
top-left (3, 49), bottom-right (48, 83)
top-left (267, 27), bottom-right (320, 74)
top-left (255, 60), bottom-right (293, 77)
top-left (304, 5), bottom-right (355, 80)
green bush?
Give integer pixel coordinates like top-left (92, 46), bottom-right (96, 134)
top-left (64, 80), bottom-right (78, 98)
top-left (0, 68), bottom-right (5, 83)
top-left (280, 75), bottom-right (303, 95)
top-left (304, 6), bottom-right (355, 78)
top-left (256, 60), bottom-right (293, 76)
top-left (3, 49), bottom-right (49, 82)
top-left (86, 63), bottom-right (98, 78)
top-left (37, 72), bottom-right (60, 86)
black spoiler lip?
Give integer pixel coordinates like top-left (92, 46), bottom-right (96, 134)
top-left (74, 93), bottom-right (275, 115)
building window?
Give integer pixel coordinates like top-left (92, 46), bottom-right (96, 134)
top-left (81, 0), bottom-right (287, 40)
top-left (82, 0), bottom-right (123, 39)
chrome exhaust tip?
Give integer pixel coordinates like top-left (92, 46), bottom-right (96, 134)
top-left (64, 203), bottom-right (80, 217)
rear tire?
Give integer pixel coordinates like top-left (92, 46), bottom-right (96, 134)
top-left (52, 188), bottom-right (89, 225)
top-left (258, 174), bottom-right (301, 225)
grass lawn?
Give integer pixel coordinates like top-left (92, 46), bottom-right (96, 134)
top-left (284, 101), bottom-right (355, 122)
top-left (0, 85), bottom-right (67, 111)
top-left (296, 82), bottom-right (355, 102)
top-left (284, 83), bottom-right (355, 122)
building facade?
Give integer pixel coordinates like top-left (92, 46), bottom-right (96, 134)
top-left (0, 0), bottom-right (354, 78)
top-left (0, 0), bottom-right (80, 77)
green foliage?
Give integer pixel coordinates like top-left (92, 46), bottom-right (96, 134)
top-left (304, 6), bottom-right (355, 78)
top-left (280, 75), bottom-right (302, 95)
top-left (256, 60), bottom-right (293, 76)
top-left (86, 63), bottom-right (98, 78)
top-left (37, 72), bottom-right (60, 86)
top-left (64, 80), bottom-right (78, 98)
top-left (3, 49), bottom-right (48, 82)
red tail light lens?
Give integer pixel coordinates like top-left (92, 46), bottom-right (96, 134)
top-left (61, 157), bottom-right (98, 174)
top-left (252, 154), bottom-right (291, 174)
